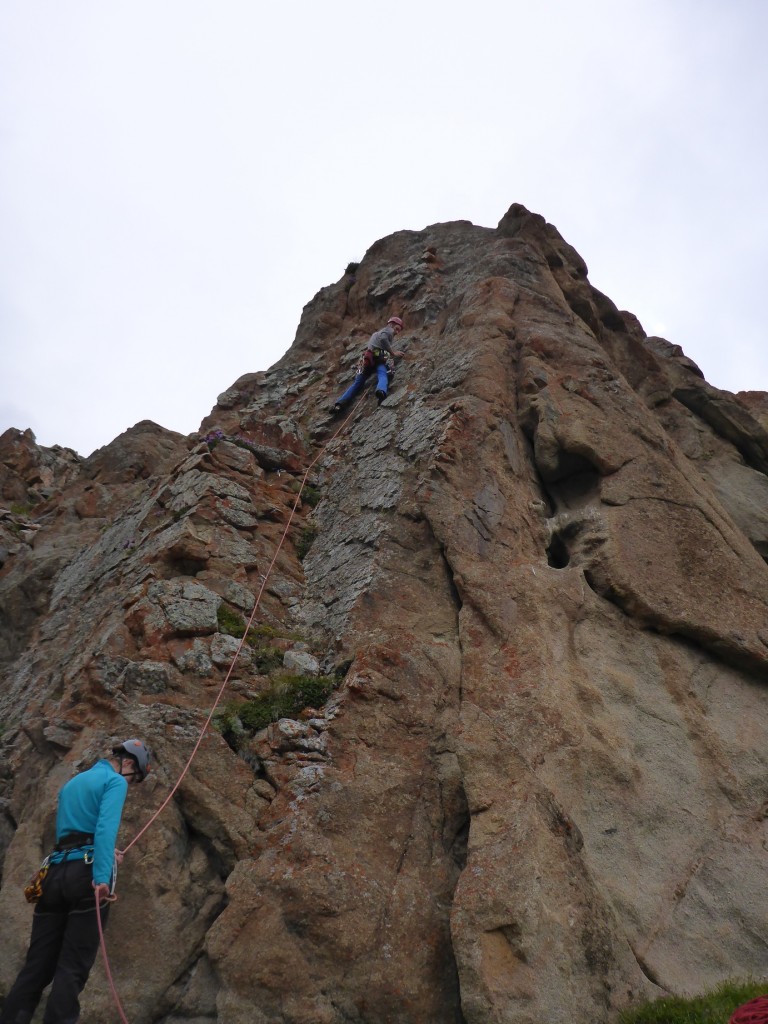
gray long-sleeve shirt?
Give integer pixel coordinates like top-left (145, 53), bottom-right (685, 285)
top-left (366, 325), bottom-right (397, 355)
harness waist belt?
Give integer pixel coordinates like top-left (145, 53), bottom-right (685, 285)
top-left (55, 832), bottom-right (95, 852)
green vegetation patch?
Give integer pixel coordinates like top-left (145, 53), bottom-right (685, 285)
top-left (301, 485), bottom-right (321, 508)
top-left (249, 645), bottom-right (284, 674)
top-left (215, 672), bottom-right (338, 745)
top-left (246, 623), bottom-right (278, 640)
top-left (216, 604), bottom-right (247, 638)
top-left (217, 612), bottom-right (312, 656)
top-left (246, 623), bottom-right (307, 645)
top-left (295, 524), bottom-right (318, 561)
top-left (287, 481), bottom-right (320, 507)
top-left (619, 979), bottom-right (768, 1024)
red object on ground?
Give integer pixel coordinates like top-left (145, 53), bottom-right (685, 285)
top-left (730, 996), bottom-right (768, 1024)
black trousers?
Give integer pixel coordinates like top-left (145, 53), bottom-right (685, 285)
top-left (1, 859), bottom-right (110, 1024)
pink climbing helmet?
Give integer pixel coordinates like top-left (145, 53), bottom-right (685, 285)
top-left (387, 316), bottom-right (404, 330)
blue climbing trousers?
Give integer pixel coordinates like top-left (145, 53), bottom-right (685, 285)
top-left (336, 351), bottom-right (390, 405)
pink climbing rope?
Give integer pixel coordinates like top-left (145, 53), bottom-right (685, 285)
top-left (730, 996), bottom-right (768, 1024)
top-left (99, 405), bottom-right (357, 1020)
top-left (122, 408), bottom-right (353, 853)
top-left (96, 895), bottom-right (129, 1024)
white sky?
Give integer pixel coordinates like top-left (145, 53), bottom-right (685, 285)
top-left (1, 0), bottom-right (766, 457)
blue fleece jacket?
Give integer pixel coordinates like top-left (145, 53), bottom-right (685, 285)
top-left (54, 759), bottom-right (128, 885)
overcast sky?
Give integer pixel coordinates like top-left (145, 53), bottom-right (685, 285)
top-left (1, 0), bottom-right (766, 457)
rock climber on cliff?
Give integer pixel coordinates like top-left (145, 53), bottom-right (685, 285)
top-left (1, 738), bottom-right (150, 1024)
top-left (332, 316), bottom-right (406, 413)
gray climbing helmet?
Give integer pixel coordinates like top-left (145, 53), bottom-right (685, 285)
top-left (112, 738), bottom-right (151, 781)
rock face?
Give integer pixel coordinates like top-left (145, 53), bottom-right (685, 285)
top-left (2, 204), bottom-right (768, 1024)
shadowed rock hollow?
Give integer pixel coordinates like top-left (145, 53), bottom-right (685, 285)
top-left (2, 204), bottom-right (768, 1024)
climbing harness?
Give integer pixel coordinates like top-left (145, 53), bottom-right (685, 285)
top-left (97, 403), bottom-right (359, 1022)
top-left (358, 348), bottom-right (395, 377)
top-left (54, 830), bottom-right (95, 852)
top-left (24, 830), bottom-right (97, 902)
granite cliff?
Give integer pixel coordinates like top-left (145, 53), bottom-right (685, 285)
top-left (2, 204), bottom-right (768, 1024)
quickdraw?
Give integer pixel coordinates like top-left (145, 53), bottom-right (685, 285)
top-left (23, 857), bottom-right (50, 904)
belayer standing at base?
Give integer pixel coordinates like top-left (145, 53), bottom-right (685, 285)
top-left (1, 739), bottom-right (150, 1024)
top-left (333, 316), bottom-right (406, 412)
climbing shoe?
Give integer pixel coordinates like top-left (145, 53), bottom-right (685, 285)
top-left (375, 390), bottom-right (386, 405)
top-left (331, 402), bottom-right (344, 414)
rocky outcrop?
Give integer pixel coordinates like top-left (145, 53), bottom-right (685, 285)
top-left (0, 427), bottom-right (82, 506)
top-left (1, 204), bottom-right (768, 1024)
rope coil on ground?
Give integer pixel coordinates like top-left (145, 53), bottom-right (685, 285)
top-left (730, 996), bottom-right (768, 1024)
